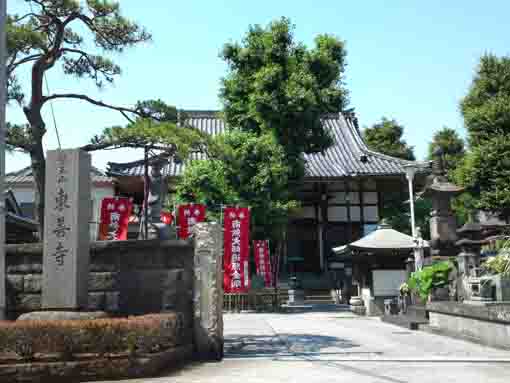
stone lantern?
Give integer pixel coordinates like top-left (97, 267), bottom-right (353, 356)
top-left (421, 148), bottom-right (464, 259)
top-left (456, 222), bottom-right (492, 303)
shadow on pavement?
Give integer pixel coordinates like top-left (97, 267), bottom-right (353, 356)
top-left (225, 333), bottom-right (361, 359)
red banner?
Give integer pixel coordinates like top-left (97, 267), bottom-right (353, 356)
top-left (223, 207), bottom-right (250, 293)
top-left (161, 211), bottom-right (174, 225)
top-left (178, 204), bottom-right (206, 239)
top-left (253, 240), bottom-right (272, 287)
top-left (99, 197), bottom-right (133, 241)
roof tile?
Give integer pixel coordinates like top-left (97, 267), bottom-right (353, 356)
top-left (106, 110), bottom-right (415, 179)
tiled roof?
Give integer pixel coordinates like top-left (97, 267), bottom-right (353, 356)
top-left (108, 110), bottom-right (415, 179)
top-left (6, 166), bottom-right (113, 186)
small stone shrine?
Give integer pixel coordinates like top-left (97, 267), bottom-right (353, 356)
top-left (42, 149), bottom-right (91, 310)
top-left (455, 222), bottom-right (489, 303)
top-left (421, 148), bottom-right (464, 259)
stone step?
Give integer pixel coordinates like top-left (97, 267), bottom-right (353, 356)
top-left (305, 300), bottom-right (335, 305)
top-left (305, 295), bottom-right (332, 299)
top-left (282, 303), bottom-right (350, 313)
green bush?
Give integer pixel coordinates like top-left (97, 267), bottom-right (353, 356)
top-left (483, 252), bottom-right (510, 276)
top-left (408, 261), bottom-right (452, 301)
top-left (0, 313), bottom-right (180, 360)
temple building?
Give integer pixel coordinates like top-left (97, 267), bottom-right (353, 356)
top-left (108, 111), bottom-right (417, 289)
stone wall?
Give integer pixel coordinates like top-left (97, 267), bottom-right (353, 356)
top-left (5, 240), bottom-right (193, 320)
top-left (427, 301), bottom-right (510, 350)
top-left (0, 345), bottom-right (193, 383)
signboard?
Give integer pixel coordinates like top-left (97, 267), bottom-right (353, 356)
top-left (372, 270), bottom-right (407, 296)
top-left (253, 240), bottom-right (272, 287)
top-left (42, 149), bottom-right (90, 309)
top-left (223, 207), bottom-right (250, 293)
top-left (98, 197), bottom-right (133, 241)
top-left (178, 204), bottom-right (206, 239)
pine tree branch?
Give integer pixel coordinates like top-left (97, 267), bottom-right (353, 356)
top-left (43, 93), bottom-right (142, 123)
top-left (8, 53), bottom-right (44, 75)
top-left (13, 12), bottom-right (41, 23)
top-left (60, 48), bottom-right (120, 86)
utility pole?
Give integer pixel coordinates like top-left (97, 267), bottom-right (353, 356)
top-left (0, 0), bottom-right (7, 320)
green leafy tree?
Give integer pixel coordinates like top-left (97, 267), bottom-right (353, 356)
top-left (460, 54), bottom-right (510, 147)
top-left (455, 136), bottom-right (510, 221)
top-left (363, 117), bottom-right (415, 160)
top-left (426, 127), bottom-right (468, 224)
top-left (220, 17), bottom-right (349, 179)
top-left (380, 193), bottom-right (431, 239)
top-left (457, 54), bottom-right (510, 219)
top-left (175, 131), bottom-right (298, 240)
top-left (364, 117), bottom-right (417, 234)
top-left (427, 127), bottom-right (465, 176)
top-left (7, 0), bottom-right (151, 233)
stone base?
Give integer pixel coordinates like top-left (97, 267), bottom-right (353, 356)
top-left (349, 296), bottom-right (363, 306)
top-left (429, 287), bottom-right (450, 302)
top-left (491, 275), bottom-right (510, 301)
top-left (463, 298), bottom-right (494, 306)
top-left (350, 296), bottom-right (366, 316)
top-left (350, 305), bottom-right (366, 316)
top-left (17, 311), bottom-right (109, 321)
top-left (148, 223), bottom-right (177, 240)
top-left (384, 299), bottom-right (399, 315)
top-left (287, 289), bottom-right (305, 306)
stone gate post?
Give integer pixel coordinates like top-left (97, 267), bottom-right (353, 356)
top-left (193, 222), bottom-right (224, 360)
top-left (42, 149), bottom-right (91, 310)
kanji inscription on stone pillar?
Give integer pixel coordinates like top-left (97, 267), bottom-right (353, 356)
top-left (42, 149), bottom-right (91, 310)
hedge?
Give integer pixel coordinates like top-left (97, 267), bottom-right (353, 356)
top-left (0, 313), bottom-right (182, 361)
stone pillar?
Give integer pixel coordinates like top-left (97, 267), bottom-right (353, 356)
top-left (405, 256), bottom-right (415, 278)
top-left (42, 149), bottom-right (91, 310)
top-left (318, 224), bottom-right (324, 271)
top-left (413, 227), bottom-right (426, 270)
top-left (0, 0), bottom-right (6, 321)
top-left (193, 222), bottom-right (223, 360)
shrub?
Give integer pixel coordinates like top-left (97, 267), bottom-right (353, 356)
top-left (483, 252), bottom-right (510, 277)
top-left (0, 313), bottom-right (180, 360)
top-left (408, 261), bottom-right (452, 301)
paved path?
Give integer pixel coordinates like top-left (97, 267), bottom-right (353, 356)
top-left (98, 308), bottom-right (510, 382)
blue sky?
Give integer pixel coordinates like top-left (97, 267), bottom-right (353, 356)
top-left (6, 0), bottom-right (510, 173)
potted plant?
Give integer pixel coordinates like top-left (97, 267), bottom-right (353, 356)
top-left (408, 261), bottom-right (452, 303)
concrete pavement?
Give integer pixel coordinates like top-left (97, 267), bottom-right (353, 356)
top-left (97, 307), bottom-right (510, 382)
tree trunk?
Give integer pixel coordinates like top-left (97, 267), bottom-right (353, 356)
top-left (30, 141), bottom-right (46, 238)
top-left (24, 102), bottom-right (47, 239)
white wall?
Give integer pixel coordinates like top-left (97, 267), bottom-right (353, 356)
top-left (90, 186), bottom-right (116, 240)
top-left (372, 270), bottom-right (407, 297)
